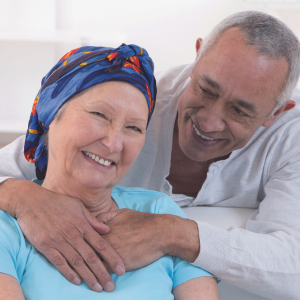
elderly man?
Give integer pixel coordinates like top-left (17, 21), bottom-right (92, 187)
top-left (0, 11), bottom-right (300, 300)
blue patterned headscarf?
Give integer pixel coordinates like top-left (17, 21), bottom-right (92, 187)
top-left (24, 44), bottom-right (156, 179)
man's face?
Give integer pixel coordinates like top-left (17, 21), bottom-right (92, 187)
top-left (177, 27), bottom-right (289, 162)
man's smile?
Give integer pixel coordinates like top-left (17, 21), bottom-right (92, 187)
top-left (191, 121), bottom-right (224, 148)
top-left (192, 124), bottom-right (219, 141)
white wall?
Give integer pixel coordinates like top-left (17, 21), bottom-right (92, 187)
top-left (1, 0), bottom-right (300, 141)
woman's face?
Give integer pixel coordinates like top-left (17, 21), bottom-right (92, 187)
top-left (47, 81), bottom-right (149, 192)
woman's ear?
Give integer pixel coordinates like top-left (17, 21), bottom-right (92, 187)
top-left (262, 100), bottom-right (296, 127)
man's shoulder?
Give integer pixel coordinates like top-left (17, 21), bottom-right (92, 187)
top-left (154, 64), bottom-right (192, 101)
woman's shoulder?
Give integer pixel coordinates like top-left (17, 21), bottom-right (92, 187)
top-left (0, 210), bottom-right (21, 236)
top-left (0, 210), bottom-right (28, 251)
top-left (112, 186), bottom-right (186, 218)
top-left (0, 210), bottom-right (32, 283)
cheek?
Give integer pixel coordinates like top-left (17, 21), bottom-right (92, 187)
top-left (122, 136), bottom-right (145, 166)
top-left (227, 121), bottom-right (256, 147)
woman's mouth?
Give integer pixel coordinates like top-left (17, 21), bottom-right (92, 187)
top-left (82, 151), bottom-right (115, 167)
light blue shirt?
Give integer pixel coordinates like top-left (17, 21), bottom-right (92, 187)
top-left (0, 186), bottom-right (214, 300)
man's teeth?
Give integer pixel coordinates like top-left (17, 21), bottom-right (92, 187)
top-left (193, 124), bottom-right (218, 141)
top-left (83, 151), bottom-right (113, 166)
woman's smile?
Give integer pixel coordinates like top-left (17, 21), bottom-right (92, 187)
top-left (82, 150), bottom-right (116, 168)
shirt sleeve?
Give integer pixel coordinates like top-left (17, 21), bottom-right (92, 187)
top-left (0, 136), bottom-right (36, 184)
top-left (156, 195), bottom-right (217, 289)
top-left (193, 126), bottom-right (300, 300)
top-left (0, 211), bottom-right (27, 282)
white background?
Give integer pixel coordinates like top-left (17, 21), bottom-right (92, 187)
top-left (1, 0), bottom-right (300, 138)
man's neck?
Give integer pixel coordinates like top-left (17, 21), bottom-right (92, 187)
top-left (167, 120), bottom-right (229, 198)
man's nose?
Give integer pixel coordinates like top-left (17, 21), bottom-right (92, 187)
top-left (101, 126), bottom-right (123, 153)
top-left (197, 104), bottom-right (226, 133)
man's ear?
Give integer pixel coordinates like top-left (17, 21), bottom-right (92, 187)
top-left (262, 100), bottom-right (296, 127)
top-left (195, 38), bottom-right (203, 59)
top-left (190, 38), bottom-right (203, 78)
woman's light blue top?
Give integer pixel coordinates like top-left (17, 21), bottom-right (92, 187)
top-left (0, 186), bottom-right (214, 300)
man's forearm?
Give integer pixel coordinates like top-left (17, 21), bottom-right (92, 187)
top-left (163, 214), bottom-right (200, 262)
top-left (0, 178), bottom-right (25, 217)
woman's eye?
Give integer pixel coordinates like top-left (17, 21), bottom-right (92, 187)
top-left (234, 107), bottom-right (248, 116)
top-left (127, 126), bottom-right (142, 133)
top-left (92, 112), bottom-right (106, 119)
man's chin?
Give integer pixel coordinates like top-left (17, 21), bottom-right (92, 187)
top-left (180, 146), bottom-right (215, 162)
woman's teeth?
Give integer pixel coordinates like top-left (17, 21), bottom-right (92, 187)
top-left (83, 151), bottom-right (113, 166)
top-left (193, 124), bottom-right (218, 141)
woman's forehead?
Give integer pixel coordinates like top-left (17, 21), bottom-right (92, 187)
top-left (68, 82), bottom-right (148, 118)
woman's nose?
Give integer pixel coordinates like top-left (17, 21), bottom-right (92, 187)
top-left (197, 104), bottom-right (226, 133)
top-left (101, 126), bottom-right (123, 153)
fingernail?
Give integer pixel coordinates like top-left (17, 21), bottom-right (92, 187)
top-left (116, 264), bottom-right (125, 275)
top-left (94, 283), bottom-right (103, 292)
top-left (73, 277), bottom-right (81, 285)
top-left (105, 281), bottom-right (114, 292)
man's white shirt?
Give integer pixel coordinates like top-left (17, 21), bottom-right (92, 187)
top-left (1, 64), bottom-right (300, 299)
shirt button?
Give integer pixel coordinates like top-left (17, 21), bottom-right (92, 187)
top-left (164, 183), bottom-right (169, 191)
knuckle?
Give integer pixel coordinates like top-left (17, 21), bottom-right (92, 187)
top-left (72, 255), bottom-right (84, 267)
top-left (37, 235), bottom-right (52, 249)
top-left (84, 273), bottom-right (98, 285)
top-left (52, 255), bottom-right (66, 267)
top-left (95, 239), bottom-right (108, 251)
top-left (65, 228), bottom-right (82, 241)
top-left (98, 271), bottom-right (111, 283)
top-left (86, 252), bottom-right (99, 264)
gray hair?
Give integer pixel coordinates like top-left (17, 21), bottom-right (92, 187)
top-left (195, 11), bottom-right (300, 116)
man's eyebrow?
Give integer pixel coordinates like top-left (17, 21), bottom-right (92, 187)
top-left (201, 75), bottom-right (258, 115)
top-left (202, 75), bottom-right (221, 92)
top-left (234, 99), bottom-right (258, 115)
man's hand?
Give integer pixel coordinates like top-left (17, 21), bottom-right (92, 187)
top-left (97, 209), bottom-right (200, 271)
top-left (0, 179), bottom-right (125, 292)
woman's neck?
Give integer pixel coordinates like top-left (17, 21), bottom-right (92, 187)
top-left (42, 173), bottom-right (118, 217)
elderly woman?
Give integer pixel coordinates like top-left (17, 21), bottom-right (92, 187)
top-left (0, 44), bottom-right (218, 299)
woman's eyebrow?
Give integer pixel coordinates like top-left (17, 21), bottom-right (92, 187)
top-left (89, 100), bottom-right (117, 112)
top-left (129, 117), bottom-right (147, 123)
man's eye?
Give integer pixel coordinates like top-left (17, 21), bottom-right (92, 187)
top-left (234, 107), bottom-right (248, 116)
top-left (127, 126), bottom-right (142, 133)
top-left (199, 86), bottom-right (214, 96)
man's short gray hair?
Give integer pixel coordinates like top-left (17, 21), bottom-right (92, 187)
top-left (195, 11), bottom-right (300, 115)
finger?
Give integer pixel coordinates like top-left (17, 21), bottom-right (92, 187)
top-left (84, 229), bottom-right (125, 277)
top-left (58, 243), bottom-right (104, 292)
top-left (95, 209), bottom-right (121, 224)
top-left (69, 233), bottom-right (117, 292)
top-left (83, 209), bottom-right (110, 235)
top-left (45, 248), bottom-right (81, 285)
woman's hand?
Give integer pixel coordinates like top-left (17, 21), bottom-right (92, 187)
top-left (0, 178), bottom-right (125, 292)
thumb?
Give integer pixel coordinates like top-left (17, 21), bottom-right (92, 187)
top-left (96, 209), bottom-right (120, 224)
top-left (82, 206), bottom-right (110, 235)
